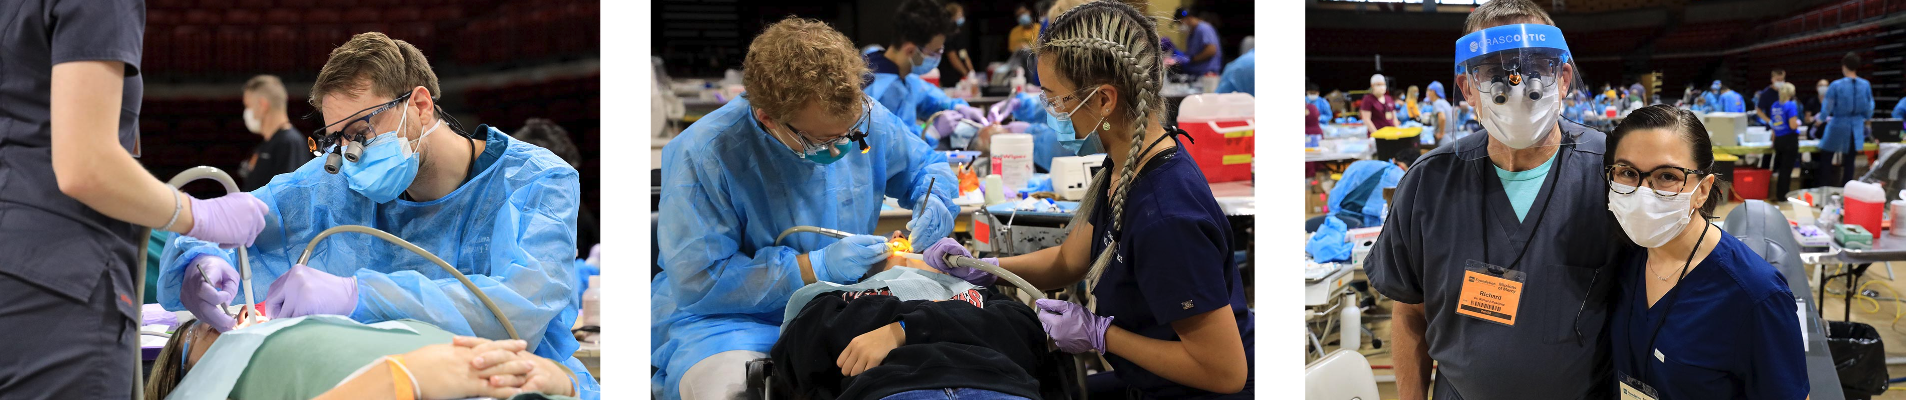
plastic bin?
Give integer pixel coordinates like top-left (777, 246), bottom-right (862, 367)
top-left (1177, 93), bottom-right (1255, 183)
top-left (1731, 167), bottom-right (1770, 201)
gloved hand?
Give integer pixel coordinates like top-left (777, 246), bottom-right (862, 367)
top-left (1034, 299), bottom-right (1114, 354)
top-left (808, 235), bottom-right (891, 283)
top-left (186, 193), bottom-right (270, 249)
top-left (920, 238), bottom-right (997, 286)
top-left (265, 264), bottom-right (359, 319)
top-left (585, 244), bottom-right (601, 267)
top-left (954, 105), bottom-right (989, 125)
top-left (906, 193), bottom-right (956, 252)
top-left (182, 255), bottom-right (241, 332)
top-left (930, 112), bottom-right (967, 141)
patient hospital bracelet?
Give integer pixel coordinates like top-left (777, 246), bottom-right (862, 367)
top-left (159, 190), bottom-right (183, 232)
top-left (386, 356), bottom-right (421, 400)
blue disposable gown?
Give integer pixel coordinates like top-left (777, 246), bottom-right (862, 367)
top-left (1216, 50), bottom-right (1255, 96)
top-left (1308, 96), bottom-right (1333, 125)
top-left (159, 126), bottom-right (598, 399)
top-left (1891, 98), bottom-right (1906, 120)
top-left (651, 96), bottom-right (958, 399)
top-left (1720, 90), bottom-right (1747, 113)
top-left (1821, 76), bottom-right (1875, 153)
top-left (1326, 160), bottom-right (1403, 227)
top-left (866, 53), bottom-right (970, 147)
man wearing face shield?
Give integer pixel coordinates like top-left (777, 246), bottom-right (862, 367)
top-left (1364, 1), bottom-right (1634, 399)
top-left (652, 17), bottom-right (960, 400)
top-left (158, 33), bottom-right (598, 398)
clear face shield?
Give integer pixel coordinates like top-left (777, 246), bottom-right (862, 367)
top-left (1454, 24), bottom-right (1586, 157)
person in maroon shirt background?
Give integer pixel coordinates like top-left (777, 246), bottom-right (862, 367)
top-left (1361, 74), bottom-right (1411, 160)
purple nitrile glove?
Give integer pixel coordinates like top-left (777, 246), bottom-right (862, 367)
top-left (265, 264), bottom-right (359, 319)
top-left (1034, 298), bottom-right (1113, 354)
top-left (931, 112), bottom-right (966, 140)
top-left (183, 255), bottom-right (241, 332)
top-left (585, 244), bottom-right (601, 267)
top-left (989, 98), bottom-right (1016, 124)
top-left (141, 303), bottom-right (180, 328)
top-left (920, 238), bottom-right (997, 286)
top-left (954, 105), bottom-right (989, 125)
top-left (1004, 121), bottom-right (1031, 134)
top-left (185, 193), bottom-right (270, 249)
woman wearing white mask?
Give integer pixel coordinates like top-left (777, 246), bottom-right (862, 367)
top-left (1604, 105), bottom-right (1808, 399)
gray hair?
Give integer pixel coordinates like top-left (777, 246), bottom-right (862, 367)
top-left (1037, 0), bottom-right (1163, 309)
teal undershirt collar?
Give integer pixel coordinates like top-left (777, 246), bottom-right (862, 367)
top-left (1494, 151), bottom-right (1559, 222)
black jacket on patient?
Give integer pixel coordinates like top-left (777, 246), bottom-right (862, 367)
top-left (771, 287), bottom-right (1062, 400)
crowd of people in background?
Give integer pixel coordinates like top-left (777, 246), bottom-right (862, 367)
top-left (1309, 50), bottom-right (1904, 204)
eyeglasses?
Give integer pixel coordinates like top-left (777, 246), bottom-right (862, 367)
top-left (308, 92), bottom-right (414, 157)
top-left (760, 98), bottom-right (873, 155)
top-left (1038, 87), bottom-right (1101, 121)
top-left (1606, 163), bottom-right (1708, 196)
top-left (1464, 55), bottom-right (1564, 94)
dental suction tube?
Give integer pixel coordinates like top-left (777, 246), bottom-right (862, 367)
top-left (166, 167), bottom-right (258, 322)
top-left (297, 225), bottom-right (520, 341)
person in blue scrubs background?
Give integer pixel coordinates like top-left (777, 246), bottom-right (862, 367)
top-left (1822, 51), bottom-right (1876, 185)
top-left (652, 17), bottom-right (960, 400)
top-left (866, 0), bottom-right (986, 148)
top-left (1174, 6), bottom-right (1224, 77)
top-left (928, 2), bottom-right (1252, 397)
top-left (1216, 49), bottom-right (1254, 96)
top-left (1309, 83), bottom-right (1334, 125)
top-left (1604, 105), bottom-right (1807, 399)
top-left (158, 32), bottom-right (599, 399)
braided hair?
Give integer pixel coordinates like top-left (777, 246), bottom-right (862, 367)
top-left (1037, 0), bottom-right (1164, 309)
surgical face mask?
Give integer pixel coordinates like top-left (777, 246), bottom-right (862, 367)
top-left (340, 102), bottom-right (441, 203)
top-left (1608, 182), bottom-right (1696, 248)
top-left (1019, 14), bottom-right (1032, 26)
top-left (956, 17), bottom-right (964, 27)
top-left (1048, 88), bottom-right (1106, 155)
top-left (1307, 94), bottom-right (1319, 101)
top-left (1818, 86), bottom-right (1829, 94)
top-left (1473, 79), bottom-right (1562, 149)
top-left (913, 49), bottom-right (942, 76)
top-left (1371, 85), bottom-right (1386, 96)
top-left (242, 108), bottom-right (261, 133)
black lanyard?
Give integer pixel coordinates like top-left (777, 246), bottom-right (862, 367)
top-left (1633, 221), bottom-right (1711, 382)
top-left (1477, 145), bottom-right (1565, 271)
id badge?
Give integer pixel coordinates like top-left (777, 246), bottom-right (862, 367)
top-left (1456, 260), bottom-right (1525, 326)
top-left (1617, 371), bottom-right (1661, 400)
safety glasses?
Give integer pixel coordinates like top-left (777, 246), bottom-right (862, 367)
top-left (1462, 54), bottom-right (1565, 95)
top-left (308, 92), bottom-right (414, 157)
top-left (760, 98), bottom-right (873, 155)
top-left (1038, 86), bottom-right (1102, 121)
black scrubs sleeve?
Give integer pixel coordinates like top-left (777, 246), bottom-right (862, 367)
top-left (1134, 215), bottom-right (1235, 322)
top-left (51, 0), bottom-right (144, 72)
top-left (1365, 162), bottom-right (1425, 304)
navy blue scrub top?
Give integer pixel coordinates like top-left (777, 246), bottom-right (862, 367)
top-left (1088, 138), bottom-right (1255, 399)
top-left (1610, 228), bottom-right (1808, 400)
top-left (1365, 121), bottom-right (1635, 400)
top-left (0, 0), bottom-right (146, 309)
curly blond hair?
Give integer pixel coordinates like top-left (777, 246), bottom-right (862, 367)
top-left (743, 17), bottom-right (868, 122)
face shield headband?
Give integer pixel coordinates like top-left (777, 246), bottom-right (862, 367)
top-left (1455, 24), bottom-right (1575, 105)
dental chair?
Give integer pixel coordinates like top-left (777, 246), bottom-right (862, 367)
top-left (1304, 350), bottom-right (1379, 400)
top-left (1722, 200), bottom-right (1846, 400)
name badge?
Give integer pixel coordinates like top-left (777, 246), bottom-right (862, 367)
top-left (1456, 260), bottom-right (1525, 326)
top-left (1618, 372), bottom-right (1661, 400)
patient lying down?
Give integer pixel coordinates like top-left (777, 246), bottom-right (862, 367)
top-left (771, 250), bottom-right (1064, 400)
top-left (148, 315), bottom-right (578, 400)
